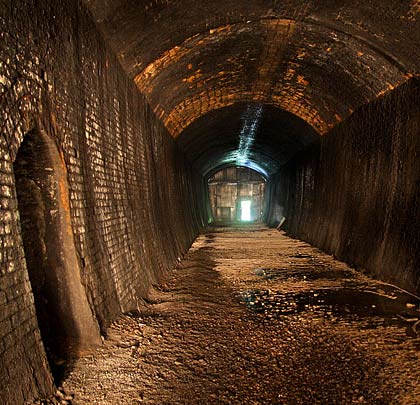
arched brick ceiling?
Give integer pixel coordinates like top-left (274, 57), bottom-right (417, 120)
top-left (178, 103), bottom-right (318, 176)
top-left (84, 0), bottom-right (419, 133)
top-left (84, 0), bottom-right (419, 173)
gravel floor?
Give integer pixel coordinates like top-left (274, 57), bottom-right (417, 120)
top-left (31, 225), bottom-right (420, 404)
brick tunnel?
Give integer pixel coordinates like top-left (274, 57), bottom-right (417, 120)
top-left (1, 1), bottom-right (420, 404)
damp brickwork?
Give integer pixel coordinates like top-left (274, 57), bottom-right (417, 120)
top-left (0, 1), bottom-right (204, 403)
top-left (85, 0), bottom-right (419, 139)
top-left (268, 79), bottom-right (420, 294)
top-left (178, 103), bottom-right (318, 177)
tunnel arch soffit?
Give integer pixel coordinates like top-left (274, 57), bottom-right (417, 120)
top-left (178, 102), bottom-right (319, 178)
top-left (204, 162), bottom-right (269, 181)
top-left (192, 145), bottom-right (281, 179)
top-left (133, 17), bottom-right (411, 138)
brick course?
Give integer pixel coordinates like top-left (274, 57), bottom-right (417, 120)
top-left (268, 79), bottom-right (420, 294)
top-left (0, 1), bottom-right (205, 402)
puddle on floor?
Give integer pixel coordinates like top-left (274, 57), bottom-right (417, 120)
top-left (292, 253), bottom-right (314, 259)
top-left (253, 267), bottom-right (356, 281)
top-left (197, 246), bottom-right (215, 252)
top-left (240, 288), bottom-right (420, 337)
top-left (204, 234), bottom-right (215, 243)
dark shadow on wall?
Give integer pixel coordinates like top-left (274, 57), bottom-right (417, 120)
top-left (14, 129), bottom-right (101, 384)
top-left (267, 78), bottom-right (420, 294)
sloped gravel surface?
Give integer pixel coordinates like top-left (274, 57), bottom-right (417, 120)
top-left (35, 225), bottom-right (420, 404)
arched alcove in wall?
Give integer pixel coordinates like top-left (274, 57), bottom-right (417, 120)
top-left (13, 128), bottom-right (101, 383)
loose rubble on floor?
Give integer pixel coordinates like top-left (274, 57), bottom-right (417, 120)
top-left (28, 225), bottom-right (420, 404)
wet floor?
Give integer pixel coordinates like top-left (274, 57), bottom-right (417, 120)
top-left (242, 266), bottom-right (420, 335)
top-left (53, 225), bottom-right (420, 405)
top-left (240, 288), bottom-right (420, 337)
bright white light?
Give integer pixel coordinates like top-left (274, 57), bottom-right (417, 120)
top-left (241, 200), bottom-right (252, 221)
top-left (237, 105), bottom-right (263, 166)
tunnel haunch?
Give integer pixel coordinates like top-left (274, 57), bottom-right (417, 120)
top-left (268, 79), bottom-right (420, 294)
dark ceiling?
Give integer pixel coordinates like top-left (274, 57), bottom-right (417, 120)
top-left (178, 103), bottom-right (318, 177)
top-left (83, 0), bottom-right (419, 175)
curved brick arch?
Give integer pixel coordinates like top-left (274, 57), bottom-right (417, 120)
top-left (86, 0), bottom-right (419, 140)
top-left (177, 103), bottom-right (319, 177)
top-left (133, 19), bottom-right (410, 137)
top-left (1, 1), bottom-right (420, 402)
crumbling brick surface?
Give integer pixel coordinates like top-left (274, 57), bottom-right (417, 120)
top-left (0, 1), bottom-right (204, 403)
top-left (84, 0), bottom-right (419, 137)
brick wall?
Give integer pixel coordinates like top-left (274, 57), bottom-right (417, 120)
top-left (269, 79), bottom-right (420, 294)
top-left (0, 1), bottom-right (205, 403)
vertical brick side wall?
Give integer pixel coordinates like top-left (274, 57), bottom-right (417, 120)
top-left (0, 1), bottom-right (205, 403)
top-left (268, 79), bottom-right (420, 294)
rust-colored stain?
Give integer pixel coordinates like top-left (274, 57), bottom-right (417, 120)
top-left (407, 0), bottom-right (420, 20)
top-left (58, 150), bottom-right (71, 216)
top-left (376, 77), bottom-right (409, 98)
top-left (164, 77), bottom-right (329, 138)
top-left (135, 19), bottom-right (298, 138)
top-left (182, 69), bottom-right (202, 84)
top-left (50, 112), bottom-right (57, 129)
top-left (56, 148), bottom-right (75, 239)
top-left (134, 24), bottom-right (237, 93)
top-left (271, 91), bottom-right (328, 134)
top-left (133, 16), bottom-right (409, 141)
top-left (296, 75), bottom-right (309, 86)
top-left (253, 19), bottom-right (295, 97)
top-left (209, 25), bottom-right (232, 35)
top-left (164, 88), bottom-right (239, 137)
